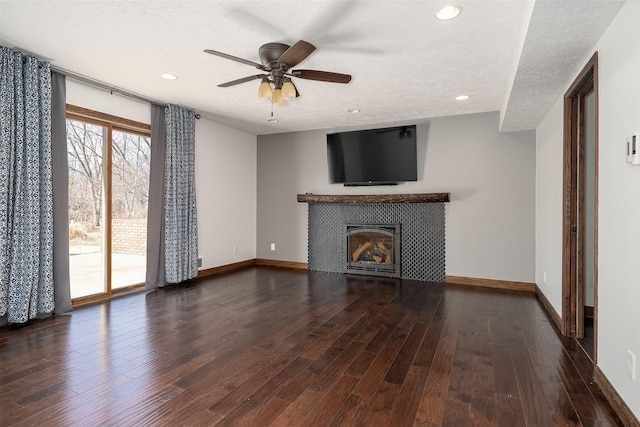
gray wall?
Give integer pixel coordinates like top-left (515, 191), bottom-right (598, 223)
top-left (257, 111), bottom-right (536, 283)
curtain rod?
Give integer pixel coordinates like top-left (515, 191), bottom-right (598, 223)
top-left (50, 65), bottom-right (201, 119)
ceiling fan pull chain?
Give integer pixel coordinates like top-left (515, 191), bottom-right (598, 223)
top-left (267, 100), bottom-right (279, 122)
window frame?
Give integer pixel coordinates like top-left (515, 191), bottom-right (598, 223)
top-left (66, 104), bottom-right (151, 306)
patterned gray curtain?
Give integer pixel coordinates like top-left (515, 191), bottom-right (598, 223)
top-left (163, 104), bottom-right (198, 283)
top-left (0, 47), bottom-right (55, 323)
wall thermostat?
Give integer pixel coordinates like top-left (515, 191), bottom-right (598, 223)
top-left (632, 132), bottom-right (640, 165)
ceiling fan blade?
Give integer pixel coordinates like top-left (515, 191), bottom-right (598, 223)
top-left (278, 40), bottom-right (316, 68)
top-left (218, 74), bottom-right (266, 87)
top-left (292, 69), bottom-right (352, 84)
top-left (204, 49), bottom-right (265, 70)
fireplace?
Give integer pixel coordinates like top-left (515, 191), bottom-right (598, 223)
top-left (345, 224), bottom-right (401, 278)
top-left (300, 193), bottom-right (448, 282)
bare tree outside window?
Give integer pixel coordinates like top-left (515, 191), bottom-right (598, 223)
top-left (112, 130), bottom-right (150, 220)
top-left (67, 120), bottom-right (104, 228)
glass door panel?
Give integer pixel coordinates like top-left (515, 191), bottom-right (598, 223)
top-left (67, 119), bottom-right (106, 299)
top-left (111, 130), bottom-right (150, 289)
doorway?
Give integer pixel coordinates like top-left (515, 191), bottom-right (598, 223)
top-left (562, 52), bottom-right (598, 361)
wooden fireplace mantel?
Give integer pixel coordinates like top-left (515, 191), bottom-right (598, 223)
top-left (297, 193), bottom-right (450, 204)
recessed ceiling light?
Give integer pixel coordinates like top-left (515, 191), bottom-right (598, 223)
top-left (455, 95), bottom-right (470, 101)
top-left (160, 73), bottom-right (178, 80)
top-left (348, 109), bottom-right (360, 114)
top-left (267, 118), bottom-right (279, 123)
top-left (436, 5), bottom-right (462, 20)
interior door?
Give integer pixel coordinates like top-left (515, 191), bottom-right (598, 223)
top-left (562, 53), bottom-right (598, 361)
top-left (574, 87), bottom-right (596, 340)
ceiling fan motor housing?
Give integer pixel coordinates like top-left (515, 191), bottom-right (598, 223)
top-left (259, 43), bottom-right (290, 69)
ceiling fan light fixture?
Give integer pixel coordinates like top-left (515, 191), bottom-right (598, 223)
top-left (258, 77), bottom-right (273, 99)
top-left (282, 78), bottom-right (296, 99)
top-left (206, 40), bottom-right (351, 107)
top-left (436, 5), bottom-right (462, 20)
top-left (272, 88), bottom-right (285, 105)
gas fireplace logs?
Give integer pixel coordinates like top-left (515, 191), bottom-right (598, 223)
top-left (352, 241), bottom-right (393, 265)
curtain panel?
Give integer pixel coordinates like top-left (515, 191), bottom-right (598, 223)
top-left (51, 72), bottom-right (72, 315)
top-left (163, 104), bottom-right (198, 284)
top-left (145, 104), bottom-right (167, 290)
top-left (0, 47), bottom-right (55, 323)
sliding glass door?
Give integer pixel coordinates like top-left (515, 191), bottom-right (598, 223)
top-left (67, 111), bottom-right (150, 301)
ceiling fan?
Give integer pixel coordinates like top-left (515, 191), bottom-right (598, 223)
top-left (204, 40), bottom-right (352, 105)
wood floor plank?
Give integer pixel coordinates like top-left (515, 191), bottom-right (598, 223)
top-left (211, 356), bottom-right (310, 425)
top-left (468, 313), bottom-right (498, 426)
top-left (442, 398), bottom-right (470, 427)
top-left (310, 338), bottom-right (366, 392)
top-left (414, 290), bottom-right (463, 425)
top-left (238, 396), bottom-right (290, 427)
top-left (354, 380), bottom-right (401, 426)
top-left (385, 320), bottom-right (429, 385)
top-left (206, 351), bottom-right (299, 415)
top-left (146, 387), bottom-right (229, 426)
top-left (345, 349), bottom-right (377, 379)
top-left (509, 330), bottom-right (556, 426)
top-left (385, 294), bottom-right (448, 426)
top-left (0, 268), bottom-right (625, 426)
top-left (351, 326), bottom-right (410, 399)
top-left (328, 393), bottom-right (366, 426)
top-left (270, 388), bottom-right (324, 426)
top-left (521, 302), bottom-right (585, 426)
top-left (496, 394), bottom-right (527, 427)
top-left (302, 375), bottom-right (360, 426)
top-left (490, 342), bottom-right (520, 399)
top-left (363, 304), bottom-right (406, 354)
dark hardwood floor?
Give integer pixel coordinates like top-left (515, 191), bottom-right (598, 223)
top-left (577, 315), bottom-right (595, 362)
top-left (0, 267), bottom-right (623, 426)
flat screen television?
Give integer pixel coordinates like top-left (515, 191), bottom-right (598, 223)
top-left (326, 125), bottom-right (417, 186)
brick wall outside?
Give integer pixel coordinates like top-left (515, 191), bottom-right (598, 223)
top-left (112, 218), bottom-right (147, 256)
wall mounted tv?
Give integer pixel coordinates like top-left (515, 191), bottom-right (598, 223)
top-left (326, 124), bottom-right (418, 186)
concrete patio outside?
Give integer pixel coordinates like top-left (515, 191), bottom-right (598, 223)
top-left (69, 247), bottom-right (145, 298)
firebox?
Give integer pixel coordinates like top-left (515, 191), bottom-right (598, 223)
top-left (345, 223), bottom-right (401, 278)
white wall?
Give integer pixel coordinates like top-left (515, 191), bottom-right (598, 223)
top-left (257, 112), bottom-right (536, 283)
top-left (535, 96), bottom-right (564, 315)
top-left (194, 119), bottom-right (257, 268)
top-left (66, 80), bottom-right (258, 270)
top-left (67, 80), bottom-right (151, 124)
top-left (535, 0), bottom-right (640, 417)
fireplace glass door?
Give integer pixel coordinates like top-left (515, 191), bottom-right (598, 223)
top-left (345, 224), bottom-right (400, 277)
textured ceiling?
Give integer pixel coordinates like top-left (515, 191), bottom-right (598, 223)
top-left (0, 1), bottom-right (625, 135)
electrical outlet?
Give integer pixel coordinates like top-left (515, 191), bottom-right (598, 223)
top-left (627, 351), bottom-right (636, 380)
top-left (233, 245), bottom-right (238, 254)
top-left (543, 270), bottom-right (547, 283)
top-left (270, 243), bottom-right (276, 251)
top-left (197, 257), bottom-right (203, 268)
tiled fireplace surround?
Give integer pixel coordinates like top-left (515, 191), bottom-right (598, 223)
top-left (297, 193), bottom-right (449, 282)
